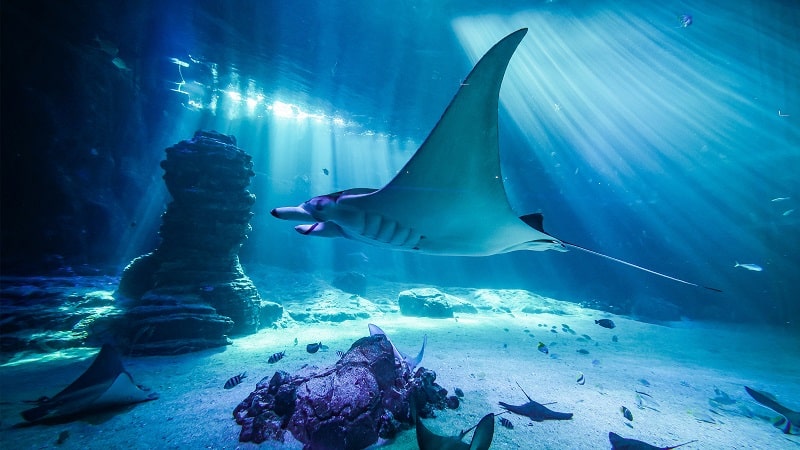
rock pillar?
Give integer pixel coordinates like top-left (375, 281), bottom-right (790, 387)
top-left (116, 130), bottom-right (268, 355)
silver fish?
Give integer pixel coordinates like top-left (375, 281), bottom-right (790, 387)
top-left (771, 197), bottom-right (791, 202)
top-left (782, 209), bottom-right (795, 216)
top-left (735, 262), bottom-right (763, 272)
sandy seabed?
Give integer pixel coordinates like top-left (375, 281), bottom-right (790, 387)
top-left (1, 289), bottom-right (799, 450)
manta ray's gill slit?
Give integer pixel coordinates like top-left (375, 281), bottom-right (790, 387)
top-left (363, 213), bottom-right (382, 239)
top-left (375, 218), bottom-right (398, 243)
top-left (390, 225), bottom-right (416, 248)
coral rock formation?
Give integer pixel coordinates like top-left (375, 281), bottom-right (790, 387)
top-left (116, 131), bottom-right (275, 355)
top-left (234, 334), bottom-right (451, 449)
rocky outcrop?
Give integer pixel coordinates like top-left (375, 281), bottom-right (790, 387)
top-left (397, 287), bottom-right (477, 318)
top-left (115, 131), bottom-right (275, 355)
top-left (234, 333), bottom-right (453, 449)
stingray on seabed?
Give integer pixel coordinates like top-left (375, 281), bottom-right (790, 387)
top-left (19, 344), bottom-right (158, 423)
top-left (271, 28), bottom-right (720, 292)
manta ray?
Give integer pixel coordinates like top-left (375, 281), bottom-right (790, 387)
top-left (20, 344), bottom-right (158, 423)
top-left (272, 28), bottom-right (720, 292)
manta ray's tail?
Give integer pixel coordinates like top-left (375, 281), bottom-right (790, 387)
top-left (561, 241), bottom-right (722, 293)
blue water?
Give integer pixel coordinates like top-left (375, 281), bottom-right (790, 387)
top-left (2, 0), bottom-right (798, 324)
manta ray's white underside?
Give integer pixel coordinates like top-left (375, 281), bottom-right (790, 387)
top-left (271, 29), bottom-right (720, 292)
top-left (273, 29), bottom-right (562, 256)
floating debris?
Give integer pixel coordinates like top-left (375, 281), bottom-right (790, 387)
top-left (499, 417), bottom-right (514, 429)
top-left (595, 319), bottom-right (616, 329)
top-left (592, 359), bottom-right (602, 367)
top-left (577, 372), bottom-right (585, 385)
top-left (293, 338), bottom-right (298, 346)
top-left (306, 342), bottom-right (323, 354)
top-left (537, 342), bottom-right (549, 354)
top-left (336, 350), bottom-right (344, 358)
top-left (268, 351), bottom-right (286, 364)
top-left (612, 335), bottom-right (619, 343)
top-left (621, 406), bottom-right (634, 421)
top-left (224, 372), bottom-right (247, 389)
top-left (677, 14), bottom-right (693, 28)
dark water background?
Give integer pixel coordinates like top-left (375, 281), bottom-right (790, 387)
top-left (2, 0), bottom-right (798, 325)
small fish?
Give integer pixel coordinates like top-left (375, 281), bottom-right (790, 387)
top-left (677, 14), bottom-right (693, 28)
top-left (111, 56), bottom-right (131, 71)
top-left (306, 342), bottom-right (322, 354)
top-left (499, 417), bottom-right (514, 429)
top-left (639, 379), bottom-right (651, 387)
top-left (581, 334), bottom-right (593, 341)
top-left (612, 335), bottom-right (619, 343)
top-left (56, 430), bottom-right (70, 445)
top-left (224, 372), bottom-right (247, 389)
top-left (577, 372), bottom-right (585, 385)
top-left (577, 349), bottom-right (590, 355)
top-left (621, 405), bottom-right (634, 421)
top-left (537, 342), bottom-right (549, 354)
top-left (782, 209), bottom-right (795, 216)
top-left (293, 337), bottom-right (298, 346)
top-left (592, 359), bottom-right (601, 367)
top-left (595, 319), bottom-right (616, 329)
top-left (454, 387), bottom-right (464, 397)
top-left (734, 262), bottom-right (763, 272)
top-left (336, 350), bottom-right (344, 358)
top-left (268, 351), bottom-right (286, 364)
top-left (771, 197), bottom-right (791, 202)
top-left (322, 168), bottom-right (329, 175)
top-left (94, 35), bottom-right (119, 57)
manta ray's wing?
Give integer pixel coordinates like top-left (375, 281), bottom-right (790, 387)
top-left (21, 344), bottom-right (157, 423)
top-left (415, 413), bottom-right (494, 450)
top-left (333, 28), bottom-right (559, 256)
